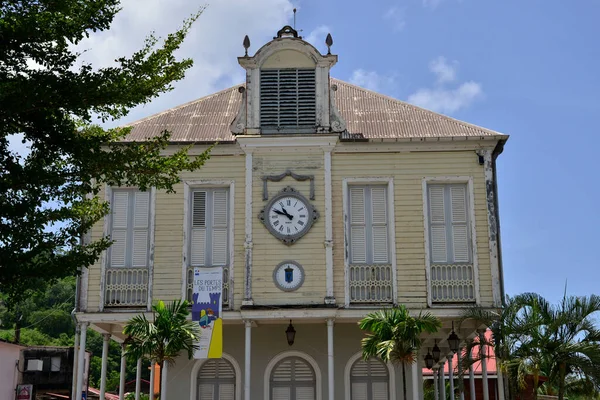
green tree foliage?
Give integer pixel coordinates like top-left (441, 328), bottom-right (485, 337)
top-left (0, 277), bottom-right (145, 392)
top-left (0, 0), bottom-right (211, 305)
top-left (0, 276), bottom-right (76, 335)
top-left (461, 293), bottom-right (600, 400)
top-left (123, 299), bottom-right (200, 396)
top-left (359, 305), bottom-right (441, 400)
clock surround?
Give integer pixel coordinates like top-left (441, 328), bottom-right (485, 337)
top-left (258, 186), bottom-right (319, 245)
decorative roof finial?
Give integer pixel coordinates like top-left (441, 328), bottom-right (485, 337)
top-left (243, 35), bottom-right (250, 57)
top-left (293, 8), bottom-right (297, 30)
top-left (325, 33), bottom-right (333, 55)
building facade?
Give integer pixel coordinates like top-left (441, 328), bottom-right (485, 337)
top-left (74, 25), bottom-right (508, 400)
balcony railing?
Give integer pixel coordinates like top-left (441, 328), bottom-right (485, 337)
top-left (349, 264), bottom-right (393, 303)
top-left (186, 266), bottom-right (230, 309)
top-left (104, 268), bottom-right (149, 307)
top-left (430, 263), bottom-right (475, 303)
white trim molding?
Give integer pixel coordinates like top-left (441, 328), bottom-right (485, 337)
top-left (342, 177), bottom-right (397, 307)
top-left (242, 148), bottom-right (254, 306)
top-left (344, 351), bottom-right (397, 400)
top-left (147, 187), bottom-right (156, 311)
top-left (264, 350), bottom-right (323, 400)
top-left (324, 149), bottom-right (335, 304)
top-left (237, 135), bottom-right (339, 153)
top-left (189, 352), bottom-right (242, 400)
top-left (181, 180), bottom-right (235, 306)
top-left (422, 176), bottom-right (480, 307)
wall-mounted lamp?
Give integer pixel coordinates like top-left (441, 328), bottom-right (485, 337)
top-left (447, 321), bottom-right (460, 353)
top-left (286, 320), bottom-right (296, 346)
top-left (432, 340), bottom-right (441, 363)
top-left (424, 349), bottom-right (434, 369)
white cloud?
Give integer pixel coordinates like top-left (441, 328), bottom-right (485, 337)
top-left (71, 0), bottom-right (294, 126)
top-left (383, 6), bottom-right (406, 32)
top-left (429, 56), bottom-right (457, 84)
top-left (304, 25), bottom-right (331, 53)
top-left (408, 81), bottom-right (482, 114)
top-left (349, 69), bottom-right (396, 92)
top-left (407, 56), bottom-right (483, 114)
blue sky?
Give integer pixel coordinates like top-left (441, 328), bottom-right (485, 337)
top-left (309, 0), bottom-right (600, 304)
top-left (304, 0), bottom-right (600, 304)
top-left (10, 0), bottom-right (599, 304)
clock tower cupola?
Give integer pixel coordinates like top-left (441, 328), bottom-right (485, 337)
top-left (230, 25), bottom-right (346, 135)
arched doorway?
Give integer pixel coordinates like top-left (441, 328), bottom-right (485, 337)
top-left (270, 356), bottom-right (317, 400)
top-left (197, 358), bottom-right (236, 400)
top-left (349, 357), bottom-right (390, 400)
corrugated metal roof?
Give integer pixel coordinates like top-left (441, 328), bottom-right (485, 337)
top-left (124, 78), bottom-right (505, 142)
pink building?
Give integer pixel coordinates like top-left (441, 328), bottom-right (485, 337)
top-left (423, 330), bottom-right (501, 400)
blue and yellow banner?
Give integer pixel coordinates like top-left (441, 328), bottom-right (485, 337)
top-left (192, 267), bottom-right (223, 359)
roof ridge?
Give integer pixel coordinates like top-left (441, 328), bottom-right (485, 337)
top-left (125, 84), bottom-right (244, 127)
top-left (332, 78), bottom-right (505, 136)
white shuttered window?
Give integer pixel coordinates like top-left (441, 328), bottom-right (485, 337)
top-left (270, 357), bottom-right (316, 400)
top-left (350, 358), bottom-right (389, 400)
top-left (427, 184), bottom-right (471, 263)
top-left (349, 186), bottom-right (389, 264)
top-left (197, 358), bottom-right (236, 400)
top-left (190, 188), bottom-right (229, 267)
top-left (109, 189), bottom-right (150, 268)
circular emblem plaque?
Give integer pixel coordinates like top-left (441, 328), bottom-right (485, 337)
top-left (273, 260), bottom-right (305, 292)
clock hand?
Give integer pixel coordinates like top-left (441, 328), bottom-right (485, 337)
top-left (280, 207), bottom-right (294, 220)
top-left (273, 209), bottom-right (286, 216)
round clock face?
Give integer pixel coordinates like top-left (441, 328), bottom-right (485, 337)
top-left (268, 195), bottom-right (310, 237)
top-left (273, 261), bottom-right (305, 291)
top-left (259, 187), bottom-right (319, 245)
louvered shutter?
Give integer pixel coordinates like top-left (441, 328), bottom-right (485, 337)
top-left (272, 387), bottom-right (291, 400)
top-left (260, 68), bottom-right (316, 129)
top-left (428, 186), bottom-right (448, 263)
top-left (351, 358), bottom-right (390, 400)
top-left (272, 359), bottom-right (292, 382)
top-left (350, 187), bottom-right (367, 263)
top-left (198, 359), bottom-right (235, 400)
top-left (211, 190), bottom-right (228, 266)
top-left (371, 382), bottom-right (388, 400)
top-left (295, 387), bottom-right (315, 400)
top-left (191, 191), bottom-right (207, 266)
top-left (294, 359), bottom-right (315, 382)
top-left (132, 192), bottom-right (149, 267)
top-left (450, 185), bottom-right (469, 262)
top-left (110, 192), bottom-right (129, 267)
top-left (198, 384), bottom-right (215, 400)
top-left (219, 384), bottom-right (235, 400)
top-left (351, 383), bottom-right (368, 400)
top-left (370, 187), bottom-right (389, 264)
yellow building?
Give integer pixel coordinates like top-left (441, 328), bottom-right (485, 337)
top-left (74, 25), bottom-right (508, 400)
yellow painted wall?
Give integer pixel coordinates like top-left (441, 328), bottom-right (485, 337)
top-left (251, 151), bottom-right (326, 305)
top-left (331, 149), bottom-right (492, 308)
top-left (85, 144), bottom-right (496, 312)
top-left (85, 151), bottom-right (246, 311)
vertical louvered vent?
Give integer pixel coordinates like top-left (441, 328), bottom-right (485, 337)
top-left (260, 68), bottom-right (316, 130)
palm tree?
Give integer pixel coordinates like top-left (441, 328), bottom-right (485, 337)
top-left (461, 293), bottom-right (600, 400)
top-left (123, 299), bottom-right (201, 397)
top-left (460, 293), bottom-right (550, 400)
top-left (541, 293), bottom-right (600, 400)
top-left (359, 305), bottom-right (441, 400)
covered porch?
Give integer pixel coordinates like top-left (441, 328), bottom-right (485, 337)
top-left (73, 309), bottom-right (493, 400)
